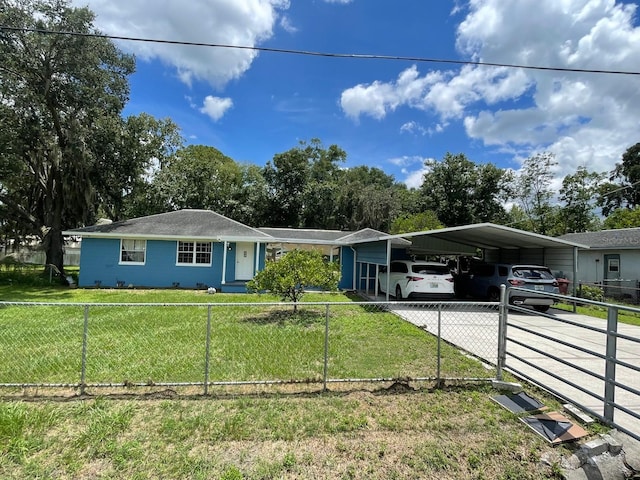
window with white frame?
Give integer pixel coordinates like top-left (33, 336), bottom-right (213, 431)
top-left (120, 239), bottom-right (146, 264)
top-left (177, 241), bottom-right (212, 265)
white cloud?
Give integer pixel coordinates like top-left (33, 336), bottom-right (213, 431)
top-left (341, 0), bottom-right (640, 180)
top-left (200, 95), bottom-right (233, 121)
top-left (384, 156), bottom-right (433, 188)
top-left (388, 155), bottom-right (424, 168)
top-left (74, 0), bottom-right (289, 88)
top-left (456, 0), bottom-right (640, 177)
top-left (340, 66), bottom-right (444, 120)
top-left (279, 15), bottom-right (298, 33)
top-left (402, 162), bottom-right (434, 189)
top-left (400, 121), bottom-right (427, 136)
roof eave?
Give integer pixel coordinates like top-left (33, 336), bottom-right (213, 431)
top-left (62, 231), bottom-right (273, 242)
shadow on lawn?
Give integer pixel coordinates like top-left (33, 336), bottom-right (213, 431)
top-left (241, 307), bottom-right (325, 327)
top-left (0, 285), bottom-right (76, 302)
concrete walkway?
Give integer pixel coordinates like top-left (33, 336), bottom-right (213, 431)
top-left (389, 302), bottom-right (640, 439)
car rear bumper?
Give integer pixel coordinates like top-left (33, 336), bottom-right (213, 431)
top-left (510, 296), bottom-right (554, 306)
top-left (407, 292), bottom-right (456, 300)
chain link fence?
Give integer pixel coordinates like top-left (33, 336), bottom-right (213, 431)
top-left (0, 300), bottom-right (500, 395)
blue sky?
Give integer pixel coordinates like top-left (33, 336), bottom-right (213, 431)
top-left (75, 0), bottom-right (640, 190)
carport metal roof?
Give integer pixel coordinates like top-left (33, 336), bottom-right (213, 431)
top-left (382, 223), bottom-right (589, 254)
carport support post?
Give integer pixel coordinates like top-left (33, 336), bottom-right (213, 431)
top-left (385, 239), bottom-right (392, 301)
top-left (496, 285), bottom-right (508, 381)
top-left (572, 247), bottom-right (579, 313)
top-left (604, 306), bottom-right (619, 423)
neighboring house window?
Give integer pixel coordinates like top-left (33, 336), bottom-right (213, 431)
top-left (177, 241), bottom-right (212, 266)
top-left (120, 239), bottom-right (146, 264)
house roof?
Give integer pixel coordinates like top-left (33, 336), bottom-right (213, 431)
top-left (337, 228), bottom-right (411, 246)
top-left (64, 210), bottom-right (402, 246)
top-left (257, 227), bottom-right (353, 244)
top-left (64, 209), bottom-right (272, 241)
top-left (258, 226), bottom-right (409, 245)
top-left (385, 223), bottom-right (589, 254)
top-left (559, 228), bottom-right (640, 249)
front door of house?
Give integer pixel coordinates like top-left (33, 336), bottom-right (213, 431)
top-left (603, 254), bottom-right (620, 281)
top-left (235, 242), bottom-right (255, 280)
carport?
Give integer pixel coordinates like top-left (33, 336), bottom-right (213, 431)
top-left (348, 223), bottom-right (589, 300)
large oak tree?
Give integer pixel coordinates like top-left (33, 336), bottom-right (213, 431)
top-left (0, 0), bottom-right (135, 273)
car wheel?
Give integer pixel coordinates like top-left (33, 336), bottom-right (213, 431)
top-left (533, 305), bottom-right (550, 313)
top-left (487, 287), bottom-right (500, 302)
top-left (395, 285), bottom-right (403, 300)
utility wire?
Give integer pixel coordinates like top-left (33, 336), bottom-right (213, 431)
top-left (2, 25), bottom-right (640, 76)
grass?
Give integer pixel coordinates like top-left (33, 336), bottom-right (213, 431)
top-left (0, 286), bottom-right (489, 386)
top-left (554, 299), bottom-right (640, 327)
top-left (0, 384), bottom-right (583, 479)
top-left (0, 282), bottom-right (600, 478)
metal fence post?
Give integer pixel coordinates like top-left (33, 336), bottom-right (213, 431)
top-left (436, 304), bottom-right (442, 382)
top-left (80, 305), bottom-right (89, 395)
top-left (604, 306), bottom-right (619, 423)
top-left (204, 305), bottom-right (212, 395)
top-left (496, 285), bottom-right (508, 381)
top-left (323, 303), bottom-right (330, 391)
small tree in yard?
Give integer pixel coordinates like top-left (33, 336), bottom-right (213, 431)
top-left (247, 250), bottom-right (340, 310)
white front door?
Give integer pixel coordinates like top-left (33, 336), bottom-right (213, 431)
top-left (235, 242), bottom-right (255, 280)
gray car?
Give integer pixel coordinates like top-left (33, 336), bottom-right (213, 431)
top-left (456, 263), bottom-right (559, 312)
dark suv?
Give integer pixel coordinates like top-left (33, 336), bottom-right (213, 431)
top-left (456, 263), bottom-right (559, 312)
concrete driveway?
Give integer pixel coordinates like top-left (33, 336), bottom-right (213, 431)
top-left (390, 302), bottom-right (640, 439)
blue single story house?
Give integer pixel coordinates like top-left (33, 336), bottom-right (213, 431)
top-left (65, 210), bottom-right (585, 297)
top-left (64, 209), bottom-right (409, 292)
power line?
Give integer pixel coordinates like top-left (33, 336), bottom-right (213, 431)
top-left (2, 25), bottom-right (640, 76)
top-left (603, 179), bottom-right (640, 196)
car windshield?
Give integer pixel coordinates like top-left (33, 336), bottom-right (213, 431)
top-left (512, 267), bottom-right (554, 280)
top-left (412, 265), bottom-right (449, 275)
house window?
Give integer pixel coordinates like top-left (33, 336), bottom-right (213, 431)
top-left (120, 239), bottom-right (146, 264)
top-left (177, 241), bottom-right (212, 266)
top-left (608, 258), bottom-right (619, 274)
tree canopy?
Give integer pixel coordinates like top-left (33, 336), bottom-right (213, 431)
top-left (0, 0), bottom-right (184, 271)
top-left (246, 250), bottom-right (340, 308)
top-left (510, 153), bottom-right (557, 235)
top-left (599, 142), bottom-right (640, 216)
top-left (419, 153), bottom-right (509, 227)
top-left (0, 0), bottom-right (134, 271)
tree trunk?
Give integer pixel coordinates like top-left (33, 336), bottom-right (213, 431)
top-left (44, 227), bottom-right (65, 276)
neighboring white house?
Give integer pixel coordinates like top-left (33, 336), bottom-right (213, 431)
top-left (559, 228), bottom-right (640, 302)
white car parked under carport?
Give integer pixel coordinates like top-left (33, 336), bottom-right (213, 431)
top-left (378, 260), bottom-right (455, 300)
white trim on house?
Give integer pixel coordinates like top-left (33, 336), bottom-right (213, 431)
top-left (175, 240), bottom-right (213, 267)
top-left (119, 239), bottom-right (146, 266)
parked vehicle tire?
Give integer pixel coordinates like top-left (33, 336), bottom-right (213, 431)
top-left (395, 285), bottom-right (403, 300)
top-left (533, 305), bottom-right (550, 313)
top-left (487, 287), bottom-right (500, 302)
